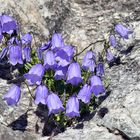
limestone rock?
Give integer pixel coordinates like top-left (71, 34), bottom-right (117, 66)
top-left (0, 0), bottom-right (140, 140)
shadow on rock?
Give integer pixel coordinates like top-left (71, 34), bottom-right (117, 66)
top-left (35, 104), bottom-right (65, 137)
top-left (8, 112), bottom-right (28, 132)
top-left (120, 45), bottom-right (135, 55)
top-left (77, 91), bottom-right (111, 124)
top-left (97, 107), bottom-right (109, 118)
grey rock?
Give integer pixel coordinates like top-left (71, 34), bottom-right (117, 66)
top-left (0, 0), bottom-right (140, 140)
top-left (0, 123), bottom-right (37, 140)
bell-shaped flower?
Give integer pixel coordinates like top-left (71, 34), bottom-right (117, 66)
top-left (46, 92), bottom-right (64, 115)
top-left (82, 51), bottom-right (96, 72)
top-left (0, 47), bottom-right (8, 60)
top-left (0, 15), bottom-right (17, 33)
top-left (23, 47), bottom-right (31, 62)
top-left (3, 85), bottom-right (21, 106)
top-left (9, 45), bottom-right (23, 65)
top-left (78, 84), bottom-right (92, 104)
top-left (62, 45), bottom-right (74, 59)
top-left (55, 45), bottom-right (74, 67)
top-left (106, 50), bottom-right (115, 63)
top-left (51, 33), bottom-right (64, 51)
top-left (90, 75), bottom-right (105, 96)
top-left (54, 66), bottom-right (67, 80)
top-left (65, 96), bottom-right (80, 117)
top-left (96, 63), bottom-right (104, 77)
top-left (44, 50), bottom-right (57, 70)
top-left (21, 33), bottom-right (32, 45)
top-left (115, 24), bottom-right (132, 39)
top-left (67, 62), bottom-right (83, 85)
top-left (24, 64), bottom-right (45, 85)
top-left (35, 85), bottom-right (48, 105)
top-left (109, 35), bottom-right (117, 47)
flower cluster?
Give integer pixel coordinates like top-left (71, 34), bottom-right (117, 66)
top-left (1, 15), bottom-right (133, 128)
top-left (107, 24), bottom-right (133, 63)
top-left (4, 32), bottom-right (106, 117)
top-left (0, 14), bottom-right (32, 65)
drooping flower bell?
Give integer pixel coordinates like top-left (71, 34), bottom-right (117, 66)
top-left (90, 75), bottom-right (105, 96)
top-left (78, 84), bottom-right (92, 104)
top-left (0, 15), bottom-right (17, 34)
top-left (35, 85), bottom-right (48, 105)
top-left (3, 85), bottom-right (21, 106)
top-left (21, 33), bottom-right (32, 45)
top-left (46, 92), bottom-right (64, 115)
top-left (23, 47), bottom-right (31, 62)
top-left (82, 51), bottom-right (96, 72)
top-left (24, 64), bottom-right (45, 85)
top-left (65, 96), bottom-right (80, 117)
top-left (51, 33), bottom-right (64, 51)
top-left (96, 62), bottom-right (104, 77)
top-left (67, 62), bottom-right (83, 85)
top-left (55, 45), bottom-right (74, 67)
top-left (44, 50), bottom-right (57, 70)
top-left (0, 47), bottom-right (8, 60)
top-left (115, 24), bottom-right (132, 39)
top-left (109, 35), bottom-right (117, 47)
top-left (9, 45), bottom-right (23, 65)
top-left (54, 66), bottom-right (67, 80)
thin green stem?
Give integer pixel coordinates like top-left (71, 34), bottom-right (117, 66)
top-left (24, 81), bottom-right (35, 100)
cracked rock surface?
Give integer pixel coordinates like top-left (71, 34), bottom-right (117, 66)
top-left (51, 25), bottom-right (140, 140)
top-left (0, 0), bottom-right (140, 140)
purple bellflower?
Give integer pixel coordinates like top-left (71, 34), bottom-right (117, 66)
top-left (67, 62), bottom-right (83, 85)
top-left (0, 47), bottom-right (8, 60)
top-left (46, 92), bottom-right (64, 115)
top-left (21, 33), bottom-right (32, 45)
top-left (23, 47), bottom-right (31, 62)
top-left (35, 85), bottom-right (48, 105)
top-left (54, 66), bottom-right (67, 80)
top-left (96, 63), bottom-right (104, 77)
top-left (82, 51), bottom-right (96, 72)
top-left (24, 64), bottom-right (45, 85)
top-left (44, 50), bottom-right (57, 70)
top-left (9, 45), bottom-right (23, 65)
top-left (115, 24), bottom-right (132, 39)
top-left (90, 75), bottom-right (105, 96)
top-left (78, 84), bottom-right (92, 104)
top-left (65, 96), bottom-right (80, 117)
top-left (109, 35), bottom-right (117, 47)
top-left (55, 45), bottom-right (74, 67)
top-left (3, 85), bottom-right (21, 106)
top-left (51, 33), bottom-right (64, 51)
top-left (0, 15), bottom-right (17, 34)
